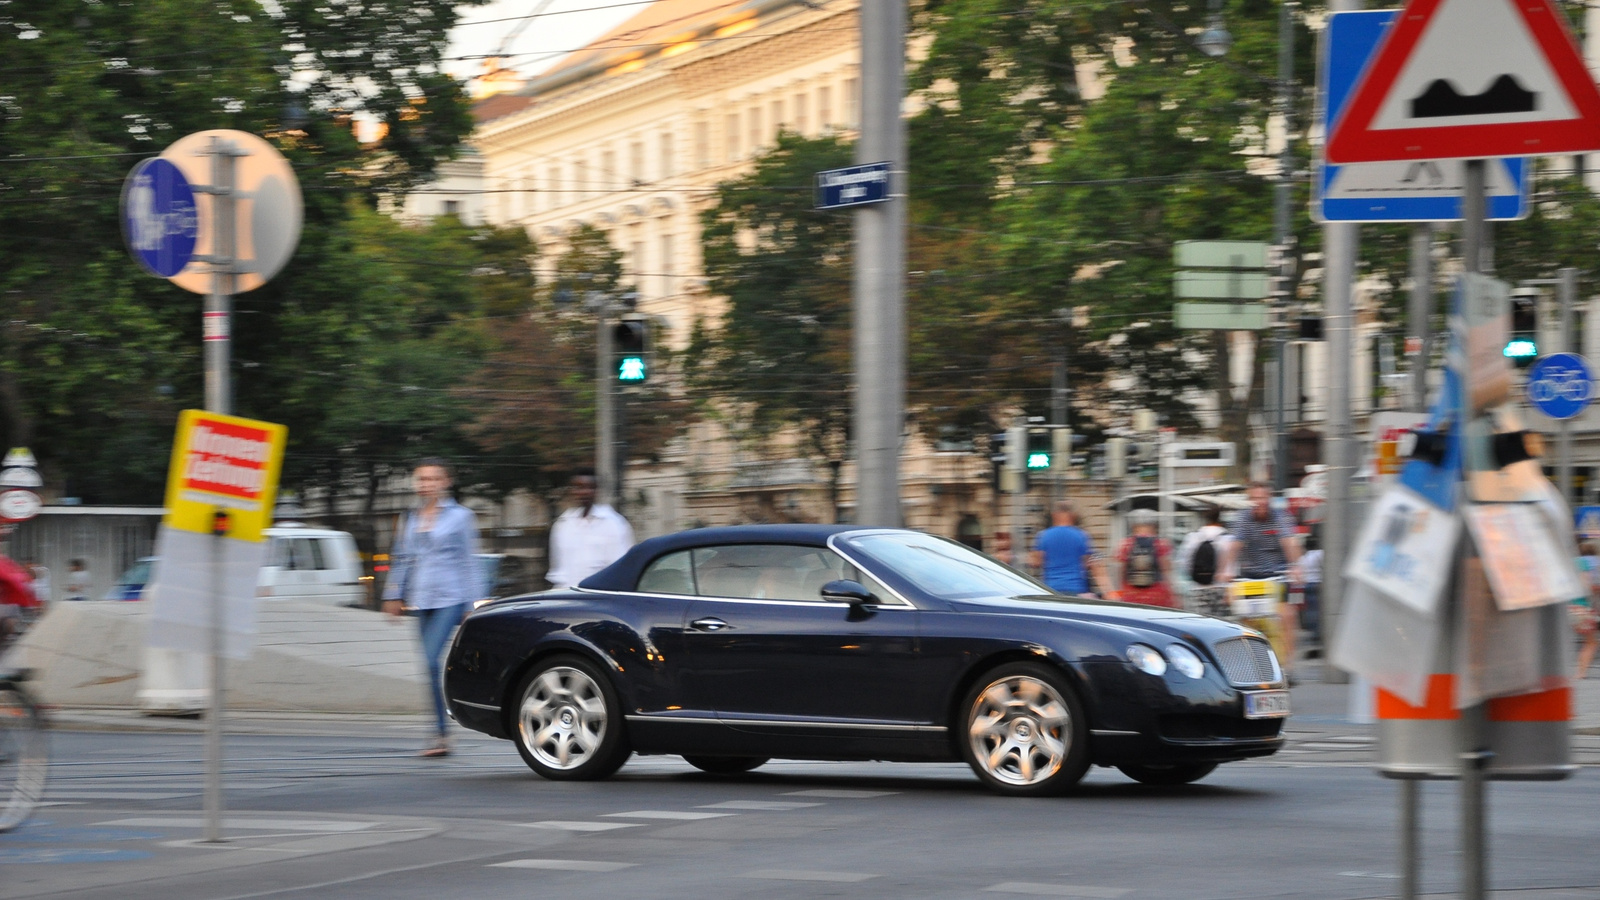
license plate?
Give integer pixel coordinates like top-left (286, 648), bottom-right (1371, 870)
top-left (1243, 690), bottom-right (1291, 719)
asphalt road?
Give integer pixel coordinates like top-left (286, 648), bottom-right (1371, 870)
top-left (4, 693), bottom-right (1599, 900)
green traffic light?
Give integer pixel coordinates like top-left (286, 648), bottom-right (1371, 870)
top-left (618, 355), bottom-right (647, 382)
top-left (1502, 339), bottom-right (1538, 361)
top-left (1026, 451), bottom-right (1051, 470)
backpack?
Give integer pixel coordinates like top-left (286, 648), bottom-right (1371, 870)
top-left (1126, 536), bottom-right (1161, 588)
top-left (1190, 537), bottom-right (1218, 586)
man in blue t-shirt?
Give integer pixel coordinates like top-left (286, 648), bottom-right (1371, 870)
top-left (1030, 501), bottom-right (1110, 597)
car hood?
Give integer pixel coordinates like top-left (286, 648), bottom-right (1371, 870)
top-left (946, 595), bottom-right (1248, 644)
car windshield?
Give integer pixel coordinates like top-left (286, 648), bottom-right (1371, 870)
top-left (839, 531), bottom-right (1049, 601)
top-left (117, 559), bottom-right (153, 586)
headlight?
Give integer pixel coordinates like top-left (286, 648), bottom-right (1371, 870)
top-left (1126, 643), bottom-right (1167, 676)
top-left (1166, 644), bottom-right (1206, 679)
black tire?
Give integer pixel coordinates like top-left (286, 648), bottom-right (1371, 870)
top-left (683, 755), bottom-right (768, 775)
top-left (958, 662), bottom-right (1090, 797)
top-left (510, 654), bottom-right (631, 781)
top-left (1116, 762), bottom-right (1218, 786)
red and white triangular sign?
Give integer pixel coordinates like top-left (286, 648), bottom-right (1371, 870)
top-left (1327, 0), bottom-right (1600, 163)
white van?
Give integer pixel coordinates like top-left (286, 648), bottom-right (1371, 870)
top-left (258, 525), bottom-right (366, 608)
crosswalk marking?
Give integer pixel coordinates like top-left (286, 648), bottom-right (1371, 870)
top-left (696, 800), bottom-right (823, 810)
top-left (740, 869), bottom-right (880, 882)
top-left (490, 859), bottom-right (637, 872)
top-left (984, 883), bottom-right (1133, 898)
top-left (95, 817), bottom-right (375, 833)
top-left (602, 810), bottom-right (735, 820)
top-left (781, 789), bottom-right (898, 799)
top-left (515, 821), bottom-right (642, 832)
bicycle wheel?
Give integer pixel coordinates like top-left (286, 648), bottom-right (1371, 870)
top-left (0, 679), bottom-right (48, 833)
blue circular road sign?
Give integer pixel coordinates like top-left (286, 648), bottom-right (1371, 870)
top-left (1526, 352), bottom-right (1593, 420)
top-left (120, 157), bottom-right (198, 278)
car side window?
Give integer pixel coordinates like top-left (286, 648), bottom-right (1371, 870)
top-left (689, 544), bottom-right (892, 603)
top-left (637, 550), bottom-right (696, 595)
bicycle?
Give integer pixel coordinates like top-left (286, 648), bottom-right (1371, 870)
top-left (0, 667), bottom-right (48, 833)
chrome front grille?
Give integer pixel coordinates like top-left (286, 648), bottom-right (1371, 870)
top-left (1212, 636), bottom-right (1282, 685)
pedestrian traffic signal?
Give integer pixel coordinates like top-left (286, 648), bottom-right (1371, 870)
top-left (615, 319), bottom-right (648, 383)
top-left (1026, 429), bottom-right (1053, 470)
top-left (1505, 289), bottom-right (1538, 368)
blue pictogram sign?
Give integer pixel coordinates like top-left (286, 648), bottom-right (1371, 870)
top-left (120, 157), bottom-right (199, 278)
top-left (815, 162), bottom-right (891, 210)
top-left (1526, 352), bottom-right (1592, 420)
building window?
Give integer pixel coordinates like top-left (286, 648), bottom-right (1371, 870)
top-left (660, 131), bottom-right (675, 179)
top-left (601, 149), bottom-right (616, 190)
top-left (660, 232), bottom-right (675, 298)
top-left (629, 140), bottom-right (645, 184)
top-left (500, 180), bottom-right (511, 221)
top-left (574, 159), bottom-right (588, 201)
top-left (818, 85), bottom-right (833, 130)
top-left (726, 113), bottom-right (740, 161)
top-left (444, 199), bottom-right (459, 217)
top-left (793, 93), bottom-right (809, 135)
top-left (771, 99), bottom-right (785, 134)
top-left (631, 239), bottom-right (646, 290)
top-left (748, 105), bottom-right (762, 153)
top-left (547, 166), bottom-right (561, 211)
top-left (844, 77), bottom-right (859, 128)
top-left (694, 120), bottom-right (710, 169)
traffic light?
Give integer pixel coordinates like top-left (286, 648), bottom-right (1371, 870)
top-left (1505, 288), bottom-right (1538, 368)
top-left (1026, 429), bottom-right (1053, 470)
top-left (614, 318), bottom-right (648, 383)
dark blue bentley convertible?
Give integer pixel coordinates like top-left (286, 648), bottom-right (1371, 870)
top-left (444, 525), bottom-right (1287, 796)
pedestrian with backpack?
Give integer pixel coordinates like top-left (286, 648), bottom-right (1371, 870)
top-left (1177, 507), bottom-right (1233, 616)
top-left (1115, 509), bottom-right (1176, 607)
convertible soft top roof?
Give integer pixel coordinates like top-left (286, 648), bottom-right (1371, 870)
top-left (578, 524), bottom-right (869, 592)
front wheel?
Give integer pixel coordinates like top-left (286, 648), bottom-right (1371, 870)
top-left (511, 655), bottom-right (631, 781)
top-left (1116, 762), bottom-right (1218, 786)
top-left (683, 755), bottom-right (768, 775)
top-left (959, 662), bottom-right (1089, 796)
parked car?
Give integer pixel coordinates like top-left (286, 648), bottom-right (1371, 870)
top-left (444, 525), bottom-right (1289, 796)
top-left (105, 525), bottom-right (366, 608)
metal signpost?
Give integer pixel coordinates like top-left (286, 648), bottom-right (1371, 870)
top-left (121, 131), bottom-right (301, 843)
top-left (1326, 1), bottom-right (1600, 896)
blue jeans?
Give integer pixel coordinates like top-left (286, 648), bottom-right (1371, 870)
top-left (416, 604), bottom-right (466, 735)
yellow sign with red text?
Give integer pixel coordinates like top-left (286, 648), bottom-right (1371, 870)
top-left (163, 410), bottom-right (287, 542)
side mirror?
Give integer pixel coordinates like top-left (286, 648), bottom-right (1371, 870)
top-left (820, 579), bottom-right (874, 605)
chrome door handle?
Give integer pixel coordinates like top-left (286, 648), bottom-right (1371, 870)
top-left (690, 617), bottom-right (729, 631)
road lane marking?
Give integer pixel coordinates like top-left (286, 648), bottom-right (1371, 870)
top-left (515, 821), bottom-right (643, 832)
top-left (95, 817), bottom-right (375, 833)
top-left (697, 801), bottom-right (823, 810)
top-left (490, 859), bottom-right (638, 872)
top-left (781, 789), bottom-right (897, 798)
top-left (740, 869), bottom-right (880, 882)
top-left (49, 791), bottom-right (198, 801)
top-left (984, 884), bottom-right (1133, 898)
top-left (602, 810), bottom-right (735, 820)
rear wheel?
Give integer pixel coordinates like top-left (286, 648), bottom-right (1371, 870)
top-left (511, 655), bottom-right (631, 781)
top-left (959, 662), bottom-right (1089, 796)
top-left (1116, 762), bottom-right (1218, 786)
top-left (683, 756), bottom-right (768, 775)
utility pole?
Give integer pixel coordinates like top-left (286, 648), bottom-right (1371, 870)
top-left (853, 0), bottom-right (907, 527)
top-left (1407, 224), bottom-right (1434, 411)
top-left (595, 298), bottom-right (616, 507)
top-left (1559, 266), bottom-right (1577, 501)
top-left (1271, 0), bottom-right (1296, 492)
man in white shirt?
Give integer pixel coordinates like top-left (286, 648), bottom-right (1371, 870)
top-left (546, 470), bottom-right (634, 589)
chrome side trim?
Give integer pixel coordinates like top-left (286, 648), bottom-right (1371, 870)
top-left (456, 699), bottom-right (500, 712)
top-left (1090, 729), bottom-right (1142, 737)
top-left (625, 714), bottom-right (945, 733)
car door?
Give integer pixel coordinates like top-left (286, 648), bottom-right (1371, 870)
top-left (679, 543), bottom-right (926, 734)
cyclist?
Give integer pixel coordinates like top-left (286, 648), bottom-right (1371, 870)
top-left (1224, 482), bottom-right (1304, 679)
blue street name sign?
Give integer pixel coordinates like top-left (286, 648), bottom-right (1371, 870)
top-left (1316, 10), bottom-right (1529, 223)
top-left (815, 162), bottom-right (891, 210)
top-left (120, 157), bottom-right (199, 278)
top-left (1526, 352), bottom-right (1593, 420)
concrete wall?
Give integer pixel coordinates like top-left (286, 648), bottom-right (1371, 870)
top-left (7, 600), bottom-right (429, 714)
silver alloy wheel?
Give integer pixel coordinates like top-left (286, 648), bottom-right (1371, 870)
top-left (967, 674), bottom-right (1071, 787)
top-left (519, 666), bottom-right (608, 771)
